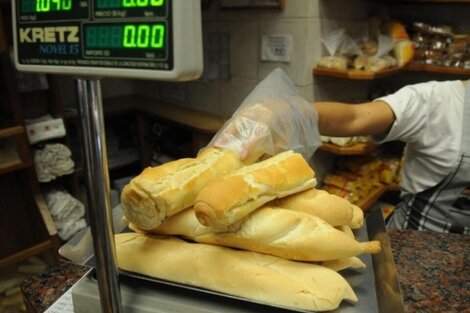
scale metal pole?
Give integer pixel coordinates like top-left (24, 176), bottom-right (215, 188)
top-left (76, 78), bottom-right (123, 313)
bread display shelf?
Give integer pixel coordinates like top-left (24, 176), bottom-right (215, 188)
top-left (313, 66), bottom-right (404, 80)
top-left (406, 63), bottom-right (470, 76)
top-left (320, 142), bottom-right (377, 155)
top-left (379, 0), bottom-right (470, 3)
top-left (355, 185), bottom-right (389, 211)
top-left (314, 63), bottom-right (470, 80)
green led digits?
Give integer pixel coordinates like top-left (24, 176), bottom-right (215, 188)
top-left (97, 0), bottom-right (164, 9)
top-left (123, 24), bottom-right (164, 48)
top-left (123, 0), bottom-right (164, 7)
top-left (86, 24), bottom-right (165, 49)
top-left (35, 0), bottom-right (72, 12)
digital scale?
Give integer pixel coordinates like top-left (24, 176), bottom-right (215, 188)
top-left (11, 1), bottom-right (404, 312)
top-left (12, 0), bottom-right (202, 80)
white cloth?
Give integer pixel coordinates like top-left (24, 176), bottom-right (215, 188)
top-left (45, 190), bottom-right (87, 241)
top-left (57, 218), bottom-right (87, 242)
top-left (374, 80), bottom-right (466, 194)
top-left (34, 143), bottom-right (75, 182)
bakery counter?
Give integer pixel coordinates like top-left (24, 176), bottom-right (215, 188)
top-left (20, 229), bottom-right (469, 313)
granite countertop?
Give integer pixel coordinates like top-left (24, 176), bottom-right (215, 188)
top-left (21, 230), bottom-right (470, 313)
top-left (387, 229), bottom-right (470, 313)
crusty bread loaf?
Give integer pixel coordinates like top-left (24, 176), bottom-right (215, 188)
top-left (121, 147), bottom-right (245, 230)
top-left (321, 257), bottom-right (366, 272)
top-left (351, 204), bottom-right (364, 229)
top-left (132, 206), bottom-right (381, 261)
top-left (194, 150), bottom-right (316, 230)
top-left (115, 232), bottom-right (358, 312)
top-left (274, 188), bottom-right (362, 228)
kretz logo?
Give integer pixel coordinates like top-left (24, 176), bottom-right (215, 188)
top-left (19, 26), bottom-right (79, 43)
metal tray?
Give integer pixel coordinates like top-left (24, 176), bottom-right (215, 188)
top-left (70, 205), bottom-right (404, 313)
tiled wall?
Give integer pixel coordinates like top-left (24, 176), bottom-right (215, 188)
top-left (132, 0), bottom-right (394, 116)
top-left (134, 0), bottom-right (324, 118)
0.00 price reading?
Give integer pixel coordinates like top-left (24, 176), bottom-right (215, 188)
top-left (86, 25), bottom-right (165, 49)
top-left (96, 0), bottom-right (164, 9)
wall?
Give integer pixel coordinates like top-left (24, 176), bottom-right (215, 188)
top-left (133, 0), bottom-right (323, 118)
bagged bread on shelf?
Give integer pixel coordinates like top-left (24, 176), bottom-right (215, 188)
top-left (120, 147), bottom-right (245, 230)
top-left (130, 205), bottom-right (380, 262)
top-left (387, 20), bottom-right (415, 67)
top-left (115, 232), bottom-right (358, 312)
top-left (317, 29), bottom-right (358, 71)
top-left (317, 56), bottom-right (350, 71)
top-left (194, 150), bottom-right (316, 230)
top-left (354, 34), bottom-right (397, 72)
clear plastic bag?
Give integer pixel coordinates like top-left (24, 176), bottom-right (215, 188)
top-left (207, 68), bottom-right (321, 162)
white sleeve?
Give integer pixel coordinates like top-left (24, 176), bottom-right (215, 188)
top-left (373, 82), bottom-right (436, 144)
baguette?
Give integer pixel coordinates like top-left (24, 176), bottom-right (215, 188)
top-left (132, 206), bottom-right (381, 261)
top-left (275, 188), bottom-right (360, 228)
top-left (121, 147), bottom-right (244, 230)
top-left (194, 150), bottom-right (316, 229)
top-left (115, 232), bottom-right (358, 312)
top-left (321, 257), bottom-right (366, 271)
top-left (351, 204), bottom-right (364, 229)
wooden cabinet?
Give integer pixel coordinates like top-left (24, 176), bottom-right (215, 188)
top-left (0, 6), bottom-right (60, 269)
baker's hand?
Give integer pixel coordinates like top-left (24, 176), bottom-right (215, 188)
top-left (208, 69), bottom-right (321, 163)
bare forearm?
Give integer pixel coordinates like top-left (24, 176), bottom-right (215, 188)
top-left (313, 101), bottom-right (395, 137)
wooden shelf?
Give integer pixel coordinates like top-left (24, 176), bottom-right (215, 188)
top-left (320, 142), bottom-right (377, 155)
top-left (0, 125), bottom-right (24, 138)
top-left (379, 0), bottom-right (470, 3)
top-left (0, 128), bottom-right (32, 174)
top-left (355, 185), bottom-right (389, 211)
top-left (0, 240), bottom-right (53, 269)
top-left (313, 63), bottom-right (470, 80)
top-left (406, 63), bottom-right (470, 76)
top-left (313, 66), bottom-right (405, 80)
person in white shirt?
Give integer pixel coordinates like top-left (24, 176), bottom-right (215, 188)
top-left (314, 80), bottom-right (469, 233)
top-left (211, 71), bottom-right (469, 233)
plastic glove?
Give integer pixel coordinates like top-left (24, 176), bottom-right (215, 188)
top-left (208, 68), bottom-right (321, 162)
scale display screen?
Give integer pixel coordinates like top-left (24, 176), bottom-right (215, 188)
top-left (12, 0), bottom-right (203, 80)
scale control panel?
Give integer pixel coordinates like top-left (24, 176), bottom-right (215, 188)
top-left (12, 0), bottom-right (203, 80)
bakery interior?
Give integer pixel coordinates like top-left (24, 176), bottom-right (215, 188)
top-left (1, 0), bottom-right (469, 312)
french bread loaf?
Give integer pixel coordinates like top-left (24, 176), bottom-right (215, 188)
top-left (274, 188), bottom-right (361, 228)
top-left (321, 256), bottom-right (366, 271)
top-left (351, 204), bottom-right (364, 229)
top-left (121, 147), bottom-right (245, 230)
top-left (194, 150), bottom-right (316, 230)
top-left (132, 206), bottom-right (381, 261)
top-left (115, 232), bottom-right (358, 312)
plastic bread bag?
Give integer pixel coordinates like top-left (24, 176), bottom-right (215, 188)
top-left (317, 29), bottom-right (351, 71)
top-left (355, 34), bottom-right (396, 72)
top-left (207, 68), bottom-right (321, 162)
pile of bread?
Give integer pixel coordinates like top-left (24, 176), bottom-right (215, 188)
top-left (118, 147), bottom-right (381, 312)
